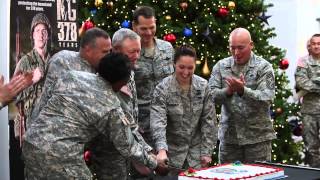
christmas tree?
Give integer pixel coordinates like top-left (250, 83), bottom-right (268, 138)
top-left (79, 0), bottom-right (303, 165)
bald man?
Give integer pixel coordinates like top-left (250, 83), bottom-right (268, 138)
top-left (208, 28), bottom-right (276, 163)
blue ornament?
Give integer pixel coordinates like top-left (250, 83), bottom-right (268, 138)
top-left (90, 8), bottom-right (97, 16)
top-left (121, 20), bottom-right (131, 28)
top-left (183, 27), bottom-right (193, 37)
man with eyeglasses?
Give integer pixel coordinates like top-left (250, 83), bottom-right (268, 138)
top-left (208, 27), bottom-right (276, 164)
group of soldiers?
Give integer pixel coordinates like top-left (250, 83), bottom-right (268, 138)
top-left (3, 4), bottom-right (319, 180)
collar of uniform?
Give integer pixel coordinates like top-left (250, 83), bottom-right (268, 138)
top-left (78, 52), bottom-right (97, 73)
top-left (171, 74), bottom-right (201, 96)
top-left (308, 55), bottom-right (320, 66)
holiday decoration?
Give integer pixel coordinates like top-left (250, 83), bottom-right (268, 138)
top-left (279, 58), bottom-right (289, 70)
top-left (121, 20), bottom-right (131, 28)
top-left (276, 107), bottom-right (283, 115)
top-left (201, 58), bottom-right (211, 77)
top-left (90, 8), bottom-right (97, 16)
top-left (163, 33), bottom-right (176, 44)
top-left (84, 150), bottom-right (91, 162)
top-left (202, 26), bottom-right (213, 45)
top-left (106, 1), bottom-right (114, 9)
top-left (79, 0), bottom-right (303, 166)
top-left (83, 19), bottom-right (95, 30)
top-left (217, 7), bottom-right (229, 17)
top-left (228, 1), bottom-right (236, 10)
top-left (79, 19), bottom-right (95, 37)
top-left (258, 12), bottom-right (271, 25)
top-left (179, 2), bottom-right (188, 11)
top-left (183, 27), bottom-right (193, 37)
top-left (94, 0), bottom-right (104, 8)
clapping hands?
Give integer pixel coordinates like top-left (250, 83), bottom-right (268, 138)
top-left (225, 74), bottom-right (246, 96)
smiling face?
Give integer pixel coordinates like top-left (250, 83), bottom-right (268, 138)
top-left (175, 55), bottom-right (196, 85)
top-left (133, 16), bottom-right (156, 46)
top-left (33, 23), bottom-right (48, 50)
top-left (310, 35), bottom-right (320, 58)
top-left (118, 38), bottom-right (141, 67)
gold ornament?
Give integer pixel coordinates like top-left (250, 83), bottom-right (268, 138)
top-left (276, 107), bottom-right (283, 115)
top-left (165, 15), bottom-right (172, 20)
top-left (179, 2), bottom-right (188, 11)
top-left (201, 58), bottom-right (211, 77)
top-left (228, 1), bottom-right (236, 10)
top-left (106, 1), bottom-right (113, 8)
top-left (95, 0), bottom-right (104, 8)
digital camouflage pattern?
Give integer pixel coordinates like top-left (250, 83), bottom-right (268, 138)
top-left (208, 53), bottom-right (276, 162)
top-left (30, 50), bottom-right (95, 128)
top-left (24, 71), bottom-right (157, 179)
top-left (295, 55), bottom-right (320, 168)
top-left (134, 38), bottom-right (174, 146)
top-left (88, 72), bottom-right (153, 180)
top-left (150, 74), bottom-right (218, 169)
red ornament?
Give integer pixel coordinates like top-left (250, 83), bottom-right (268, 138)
top-left (163, 33), bottom-right (176, 44)
top-left (279, 58), bottom-right (289, 70)
top-left (188, 167), bottom-right (196, 173)
top-left (84, 150), bottom-right (91, 162)
top-left (83, 20), bottom-right (95, 30)
top-left (179, 2), bottom-right (188, 11)
top-left (217, 7), bottom-right (229, 17)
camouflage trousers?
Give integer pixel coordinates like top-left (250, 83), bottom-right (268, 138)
top-left (22, 142), bottom-right (93, 180)
top-left (302, 113), bottom-right (320, 168)
top-left (219, 140), bottom-right (272, 164)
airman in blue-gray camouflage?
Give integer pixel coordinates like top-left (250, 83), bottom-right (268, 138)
top-left (151, 45), bottom-right (217, 175)
top-left (132, 6), bottom-right (174, 149)
top-left (208, 28), bottom-right (276, 164)
top-left (295, 34), bottom-right (320, 168)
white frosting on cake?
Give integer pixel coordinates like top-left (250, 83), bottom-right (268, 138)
top-left (178, 164), bottom-right (284, 180)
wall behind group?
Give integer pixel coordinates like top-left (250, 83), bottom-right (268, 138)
top-left (266, 0), bottom-right (320, 91)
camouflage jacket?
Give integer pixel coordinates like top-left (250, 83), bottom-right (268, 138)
top-left (30, 50), bottom-right (95, 130)
top-left (88, 71), bottom-right (153, 179)
top-left (208, 53), bottom-right (276, 145)
top-left (24, 71), bottom-right (157, 169)
top-left (150, 74), bottom-right (217, 168)
top-left (134, 38), bottom-right (174, 133)
top-left (295, 55), bottom-right (320, 114)
top-left (14, 49), bottom-right (50, 136)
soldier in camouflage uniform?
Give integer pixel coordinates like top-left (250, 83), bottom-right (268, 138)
top-left (295, 34), bottom-right (320, 168)
top-left (88, 28), bottom-right (154, 179)
top-left (132, 6), bottom-right (174, 148)
top-left (150, 45), bottom-right (217, 175)
top-left (23, 53), bottom-right (158, 179)
top-left (208, 28), bottom-right (276, 164)
top-left (30, 27), bottom-right (112, 126)
top-left (14, 13), bottom-right (51, 139)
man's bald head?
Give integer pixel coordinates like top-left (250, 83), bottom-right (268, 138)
top-left (229, 28), bottom-right (252, 43)
top-left (229, 28), bottom-right (253, 65)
